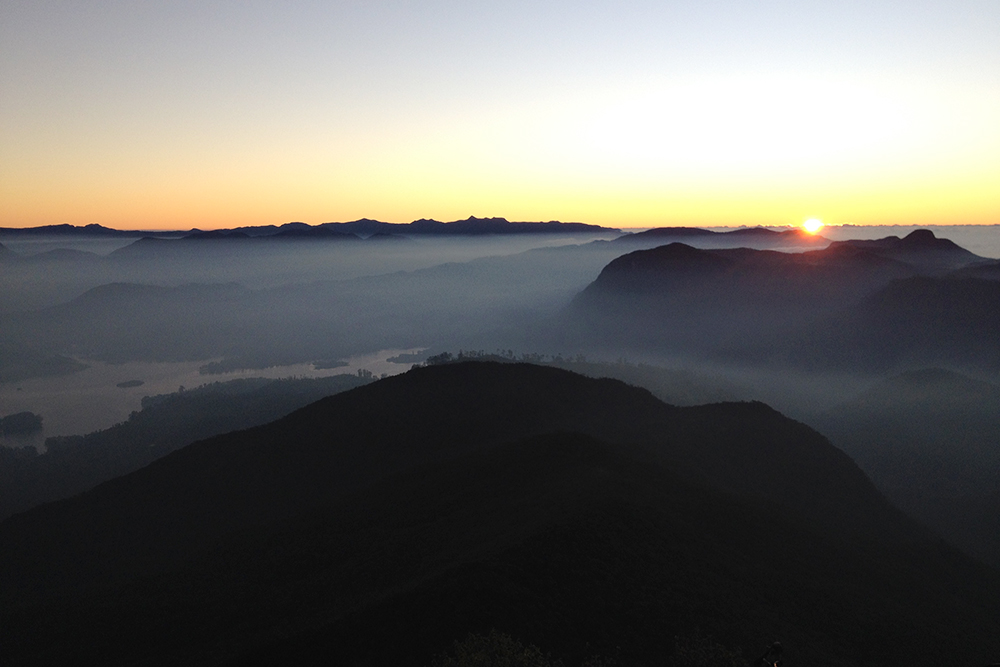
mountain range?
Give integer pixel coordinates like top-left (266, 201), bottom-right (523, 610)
top-left (0, 217), bottom-right (616, 242)
top-left (613, 225), bottom-right (829, 250)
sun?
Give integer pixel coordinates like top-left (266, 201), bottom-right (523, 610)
top-left (802, 218), bottom-right (824, 234)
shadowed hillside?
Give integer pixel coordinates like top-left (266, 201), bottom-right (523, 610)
top-left (2, 362), bottom-right (999, 666)
top-left (826, 228), bottom-right (984, 271)
top-left (774, 276), bottom-right (1000, 372)
top-left (567, 232), bottom-right (999, 373)
top-left (567, 240), bottom-right (915, 352)
top-left (0, 373), bottom-right (372, 520)
top-left (815, 368), bottom-right (1000, 567)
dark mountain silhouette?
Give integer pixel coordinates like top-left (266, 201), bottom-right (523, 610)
top-left (209, 217), bottom-right (615, 238)
top-left (3, 218), bottom-right (615, 242)
top-left (827, 229), bottom-right (984, 271)
top-left (324, 216), bottom-right (614, 236)
top-left (0, 411), bottom-right (42, 436)
top-left (568, 232), bottom-right (999, 371)
top-left (815, 368), bottom-right (1000, 568)
top-left (0, 223), bottom-right (159, 238)
top-left (567, 241), bottom-right (914, 351)
top-left (3, 363), bottom-right (999, 666)
top-left (616, 226), bottom-right (715, 240)
top-left (211, 217), bottom-right (614, 237)
top-left (320, 217), bottom-right (385, 236)
top-left (614, 226), bottom-right (829, 250)
top-left (0, 373), bottom-right (371, 521)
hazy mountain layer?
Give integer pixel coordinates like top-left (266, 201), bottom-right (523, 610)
top-left (613, 225), bottom-right (830, 251)
top-left (767, 276), bottom-right (1000, 372)
top-left (0, 228), bottom-right (619, 314)
top-left (0, 239), bottom-right (627, 379)
top-left (816, 368), bottom-right (1000, 567)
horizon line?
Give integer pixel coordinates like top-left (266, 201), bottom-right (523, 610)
top-left (2, 220), bottom-right (999, 234)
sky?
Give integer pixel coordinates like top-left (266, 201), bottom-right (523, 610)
top-left (1, 1), bottom-right (999, 230)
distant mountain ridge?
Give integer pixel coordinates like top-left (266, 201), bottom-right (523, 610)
top-left (614, 225), bottom-right (830, 250)
top-left (0, 216), bottom-right (617, 240)
top-left (0, 223), bottom-right (167, 238)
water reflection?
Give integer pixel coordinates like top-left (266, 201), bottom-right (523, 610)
top-left (0, 348), bottom-right (424, 444)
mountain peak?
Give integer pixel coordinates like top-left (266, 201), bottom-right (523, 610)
top-left (902, 228), bottom-right (938, 245)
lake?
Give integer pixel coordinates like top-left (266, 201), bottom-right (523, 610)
top-left (0, 348), bottom-right (423, 447)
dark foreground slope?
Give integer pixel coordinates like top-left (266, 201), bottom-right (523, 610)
top-left (0, 373), bottom-right (372, 520)
top-left (2, 363), bottom-right (999, 666)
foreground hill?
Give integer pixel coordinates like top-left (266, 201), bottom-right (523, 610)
top-left (0, 373), bottom-right (371, 520)
top-left (3, 362), bottom-right (999, 666)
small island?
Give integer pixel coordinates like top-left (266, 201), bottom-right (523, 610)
top-left (0, 411), bottom-right (43, 436)
top-left (116, 379), bottom-right (145, 388)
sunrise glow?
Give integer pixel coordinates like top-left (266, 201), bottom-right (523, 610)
top-left (2, 3), bottom-right (999, 230)
top-left (803, 219), bottom-right (824, 234)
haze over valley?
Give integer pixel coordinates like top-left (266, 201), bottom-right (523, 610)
top-left (4, 1), bottom-right (1000, 664)
top-left (2, 219), bottom-right (1000, 665)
